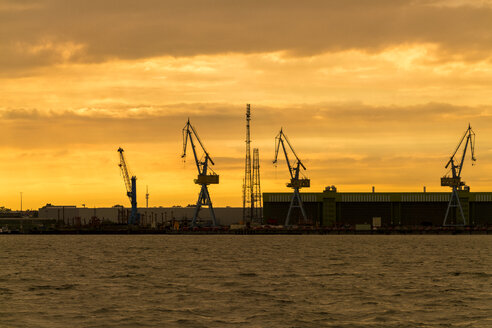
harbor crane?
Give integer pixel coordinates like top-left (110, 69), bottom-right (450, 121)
top-left (117, 147), bottom-right (139, 225)
top-left (273, 128), bottom-right (310, 226)
top-left (182, 119), bottom-right (218, 226)
top-left (441, 124), bottom-right (476, 226)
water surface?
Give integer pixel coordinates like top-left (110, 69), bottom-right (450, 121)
top-left (1, 235), bottom-right (491, 327)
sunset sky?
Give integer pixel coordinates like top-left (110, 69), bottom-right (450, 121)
top-left (2, 0), bottom-right (492, 210)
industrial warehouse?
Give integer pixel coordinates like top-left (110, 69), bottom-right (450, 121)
top-left (263, 189), bottom-right (492, 227)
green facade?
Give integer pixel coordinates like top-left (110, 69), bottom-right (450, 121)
top-left (263, 190), bottom-right (492, 226)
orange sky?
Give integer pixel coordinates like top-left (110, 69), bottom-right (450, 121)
top-left (2, 0), bottom-right (492, 210)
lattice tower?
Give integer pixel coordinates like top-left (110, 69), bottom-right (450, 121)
top-left (252, 148), bottom-right (262, 222)
top-left (242, 104), bottom-right (253, 222)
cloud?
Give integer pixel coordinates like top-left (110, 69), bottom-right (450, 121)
top-left (2, 0), bottom-right (492, 73)
top-left (0, 102), bottom-right (490, 151)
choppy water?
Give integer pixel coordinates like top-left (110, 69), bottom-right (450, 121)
top-left (0, 235), bottom-right (491, 327)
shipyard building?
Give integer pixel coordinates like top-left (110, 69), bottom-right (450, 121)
top-left (263, 188), bottom-right (492, 227)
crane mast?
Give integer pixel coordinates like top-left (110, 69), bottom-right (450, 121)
top-left (182, 119), bottom-right (218, 226)
top-left (117, 147), bottom-right (139, 225)
top-left (273, 128), bottom-right (310, 226)
top-left (441, 124), bottom-right (476, 226)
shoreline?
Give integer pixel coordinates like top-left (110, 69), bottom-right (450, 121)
top-left (2, 226), bottom-right (491, 235)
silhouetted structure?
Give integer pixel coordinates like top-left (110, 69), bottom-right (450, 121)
top-left (146, 185), bottom-right (149, 208)
top-left (182, 119), bottom-right (219, 226)
top-left (273, 128), bottom-right (310, 225)
top-left (441, 124), bottom-right (476, 226)
top-left (117, 148), bottom-right (139, 225)
top-left (242, 104), bottom-right (253, 223)
top-left (252, 148), bottom-right (262, 222)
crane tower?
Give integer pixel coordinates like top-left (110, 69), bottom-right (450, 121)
top-left (117, 147), bottom-right (139, 225)
top-left (182, 119), bottom-right (219, 226)
top-left (273, 129), bottom-right (310, 226)
top-left (441, 124), bottom-right (476, 226)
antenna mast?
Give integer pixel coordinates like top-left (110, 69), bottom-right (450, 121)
top-left (146, 185), bottom-right (149, 208)
top-left (243, 104), bottom-right (253, 223)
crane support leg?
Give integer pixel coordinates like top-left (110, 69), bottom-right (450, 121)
top-left (443, 187), bottom-right (466, 226)
top-left (129, 176), bottom-right (139, 225)
top-left (285, 188), bottom-right (307, 226)
top-left (192, 185), bottom-right (217, 227)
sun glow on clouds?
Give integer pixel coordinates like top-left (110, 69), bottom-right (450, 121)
top-left (2, 43), bottom-right (492, 209)
top-left (18, 40), bottom-right (86, 61)
top-left (3, 44), bottom-right (492, 112)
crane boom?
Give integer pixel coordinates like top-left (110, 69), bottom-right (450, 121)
top-left (274, 129), bottom-right (306, 178)
top-left (118, 147), bottom-right (132, 196)
top-left (444, 124), bottom-right (476, 173)
top-left (183, 120), bottom-right (214, 166)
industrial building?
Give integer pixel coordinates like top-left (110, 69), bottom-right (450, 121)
top-left (263, 188), bottom-right (492, 227)
top-left (38, 205), bottom-right (242, 226)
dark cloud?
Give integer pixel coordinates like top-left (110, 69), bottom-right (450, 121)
top-left (2, 0), bottom-right (492, 72)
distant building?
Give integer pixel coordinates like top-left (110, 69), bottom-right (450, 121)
top-left (38, 204), bottom-right (243, 226)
